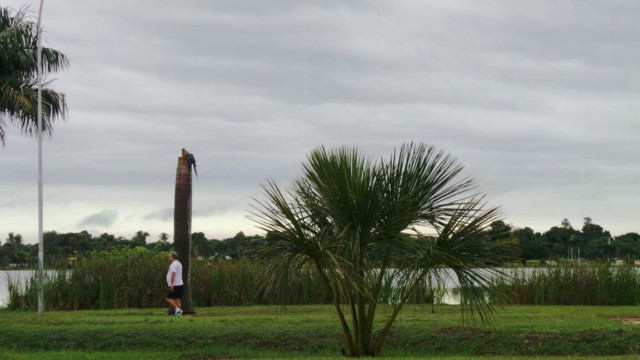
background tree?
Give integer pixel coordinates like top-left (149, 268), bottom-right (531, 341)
top-left (191, 232), bottom-right (209, 257)
top-left (543, 224), bottom-right (579, 259)
top-left (486, 220), bottom-right (517, 262)
top-left (615, 232), bottom-right (640, 261)
top-left (581, 218), bottom-right (612, 259)
top-left (0, 6), bottom-right (68, 145)
top-left (158, 232), bottom-right (170, 244)
top-left (131, 230), bottom-right (149, 246)
top-left (96, 232), bottom-right (118, 251)
top-left (252, 143), bottom-right (506, 357)
top-left (2, 232), bottom-right (27, 266)
top-left (514, 227), bottom-right (548, 260)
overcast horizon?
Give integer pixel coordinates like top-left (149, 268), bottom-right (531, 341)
top-left (1, 1), bottom-right (639, 244)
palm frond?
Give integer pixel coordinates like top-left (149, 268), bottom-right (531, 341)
top-left (250, 180), bottom-right (367, 305)
top-left (411, 198), bottom-right (509, 323)
top-left (249, 143), bottom-right (507, 356)
top-left (0, 6), bottom-right (68, 145)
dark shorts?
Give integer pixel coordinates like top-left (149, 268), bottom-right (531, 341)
top-left (167, 285), bottom-right (184, 299)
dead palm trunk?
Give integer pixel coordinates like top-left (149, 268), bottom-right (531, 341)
top-left (174, 156), bottom-right (195, 314)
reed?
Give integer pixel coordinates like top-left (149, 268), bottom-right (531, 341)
top-left (373, 271), bottom-right (443, 305)
top-left (190, 257), bottom-right (330, 306)
top-left (8, 248), bottom-right (331, 310)
top-left (497, 264), bottom-right (640, 305)
top-left (10, 252), bottom-right (640, 310)
top-left (8, 247), bottom-right (167, 310)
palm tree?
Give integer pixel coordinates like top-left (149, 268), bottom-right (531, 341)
top-left (159, 232), bottom-right (170, 244)
top-left (0, 6), bottom-right (68, 146)
top-left (252, 143), bottom-right (508, 357)
top-left (173, 155), bottom-right (195, 314)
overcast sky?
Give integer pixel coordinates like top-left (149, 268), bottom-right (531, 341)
top-left (2, 0), bottom-right (639, 243)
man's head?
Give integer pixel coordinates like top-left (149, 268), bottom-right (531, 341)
top-left (169, 251), bottom-right (179, 262)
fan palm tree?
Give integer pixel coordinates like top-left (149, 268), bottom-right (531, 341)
top-left (252, 143), bottom-right (508, 357)
top-left (0, 6), bottom-right (68, 146)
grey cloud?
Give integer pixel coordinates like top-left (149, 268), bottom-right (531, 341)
top-left (79, 209), bottom-right (118, 227)
top-left (143, 208), bottom-right (173, 222)
top-left (73, 0), bottom-right (638, 107)
top-left (143, 204), bottom-right (236, 222)
top-left (2, 0), bottom-right (640, 241)
top-left (194, 204), bottom-right (235, 218)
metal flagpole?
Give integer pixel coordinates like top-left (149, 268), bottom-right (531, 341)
top-left (36, 0), bottom-right (45, 315)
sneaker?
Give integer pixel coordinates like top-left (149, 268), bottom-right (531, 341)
top-left (175, 309), bottom-right (183, 318)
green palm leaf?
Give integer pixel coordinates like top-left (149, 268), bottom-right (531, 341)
top-left (0, 6), bottom-right (68, 145)
top-left (251, 143), bottom-right (509, 357)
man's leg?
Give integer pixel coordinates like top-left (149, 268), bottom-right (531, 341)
top-left (174, 298), bottom-right (183, 316)
top-left (166, 298), bottom-right (178, 309)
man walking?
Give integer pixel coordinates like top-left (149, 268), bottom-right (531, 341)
top-left (166, 251), bottom-right (184, 317)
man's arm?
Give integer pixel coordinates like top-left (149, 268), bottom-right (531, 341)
top-left (170, 271), bottom-right (176, 291)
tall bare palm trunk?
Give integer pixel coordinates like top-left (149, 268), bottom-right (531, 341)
top-left (174, 156), bottom-right (195, 314)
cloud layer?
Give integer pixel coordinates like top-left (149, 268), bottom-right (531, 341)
top-left (1, 0), bottom-right (639, 242)
top-left (79, 209), bottom-right (118, 228)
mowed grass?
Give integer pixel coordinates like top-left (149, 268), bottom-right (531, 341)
top-left (2, 305), bottom-right (640, 359)
top-left (2, 355), bottom-right (640, 360)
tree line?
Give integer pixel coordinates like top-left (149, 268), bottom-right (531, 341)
top-left (0, 230), bottom-right (263, 268)
top-left (502, 217), bottom-right (640, 263)
top-left (1, 217), bottom-right (639, 268)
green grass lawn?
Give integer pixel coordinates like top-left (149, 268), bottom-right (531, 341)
top-left (1, 305), bottom-right (640, 359)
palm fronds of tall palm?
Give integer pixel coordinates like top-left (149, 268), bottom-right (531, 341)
top-left (0, 6), bottom-right (68, 146)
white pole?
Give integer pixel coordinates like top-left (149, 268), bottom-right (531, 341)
top-left (36, 0), bottom-right (45, 316)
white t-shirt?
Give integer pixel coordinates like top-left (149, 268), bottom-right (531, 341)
top-left (166, 260), bottom-right (184, 286)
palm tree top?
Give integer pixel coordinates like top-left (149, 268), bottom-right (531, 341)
top-left (0, 6), bottom-right (68, 146)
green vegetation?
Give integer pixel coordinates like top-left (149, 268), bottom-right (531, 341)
top-left (8, 232), bottom-right (640, 314)
top-left (11, 249), bottom-right (640, 312)
top-left (510, 217), bottom-right (639, 263)
top-left (252, 143), bottom-right (505, 356)
top-left (1, 305), bottom-right (640, 359)
top-left (3, 355), bottom-right (640, 360)
top-left (9, 248), bottom-right (168, 310)
top-left (497, 265), bottom-right (640, 306)
top-left (0, 6), bottom-right (68, 146)
top-left (7, 248), bottom-right (332, 310)
top-left (3, 217), bottom-right (640, 269)
top-left (0, 230), bottom-right (266, 268)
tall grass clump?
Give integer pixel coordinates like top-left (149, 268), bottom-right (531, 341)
top-left (373, 270), bottom-right (444, 305)
top-left (13, 250), bottom-right (640, 310)
top-left (8, 249), bottom-right (332, 310)
top-left (190, 258), bottom-right (330, 306)
top-left (8, 247), bottom-right (167, 310)
top-left (497, 264), bottom-right (640, 305)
